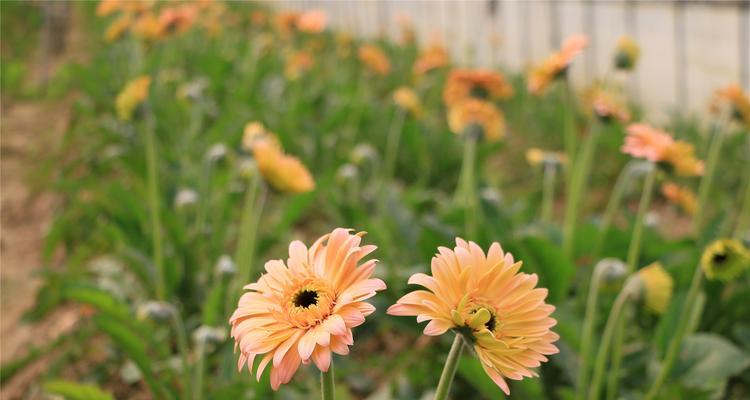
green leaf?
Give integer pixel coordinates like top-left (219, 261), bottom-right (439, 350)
top-left (457, 355), bottom-right (506, 400)
top-left (674, 333), bottom-right (750, 392)
top-left (517, 235), bottom-right (575, 303)
top-left (42, 380), bottom-right (113, 400)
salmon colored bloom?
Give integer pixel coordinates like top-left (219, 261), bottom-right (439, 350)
top-left (528, 34), bottom-right (589, 95)
top-left (358, 44), bottom-right (391, 75)
top-left (443, 69), bottom-right (514, 107)
top-left (132, 11), bottom-right (163, 41)
top-left (413, 42), bottom-right (450, 75)
top-left (661, 182), bottom-right (697, 215)
top-left (115, 75), bottom-right (151, 121)
top-left (711, 84), bottom-right (750, 129)
top-left (252, 137), bottom-right (315, 193)
top-left (284, 51), bottom-right (314, 80)
top-left (587, 88), bottom-right (631, 123)
top-left (230, 229), bottom-right (384, 390)
top-left (297, 10), bottom-right (326, 33)
top-left (661, 141), bottom-right (704, 176)
top-left (387, 239), bottom-right (559, 395)
top-left (635, 263), bottom-right (673, 314)
top-left (621, 123), bottom-right (674, 162)
top-left (274, 11), bottom-right (301, 37)
top-left (448, 100), bottom-right (506, 142)
top-left (158, 4), bottom-right (198, 35)
top-left (393, 87), bottom-right (423, 118)
top-left (614, 35), bottom-right (639, 70)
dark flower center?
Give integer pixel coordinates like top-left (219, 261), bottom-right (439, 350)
top-left (713, 252), bottom-right (728, 265)
top-left (470, 85), bottom-right (490, 100)
top-left (293, 289), bottom-right (319, 308)
top-left (485, 313), bottom-right (498, 332)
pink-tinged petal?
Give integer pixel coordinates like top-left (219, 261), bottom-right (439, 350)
top-left (481, 362), bottom-right (511, 395)
top-left (322, 314), bottom-right (348, 336)
top-left (330, 335), bottom-right (350, 355)
top-left (311, 346), bottom-right (332, 372)
top-left (337, 305), bottom-right (366, 327)
top-left (273, 330), bottom-right (303, 367)
top-left (298, 329), bottom-right (318, 360)
top-left (423, 318), bottom-right (452, 336)
top-left (256, 352), bottom-right (273, 381)
top-left (355, 302), bottom-right (376, 316)
top-left (237, 353), bottom-right (247, 372)
top-left (270, 346), bottom-right (302, 390)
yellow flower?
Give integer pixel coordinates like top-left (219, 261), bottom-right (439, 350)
top-left (105, 14), bottom-right (132, 42)
top-left (661, 141), bottom-right (704, 177)
top-left (392, 87), bottom-right (423, 118)
top-left (388, 239), bottom-right (559, 395)
top-left (358, 44), bottom-right (391, 75)
top-left (443, 69), bottom-right (513, 107)
top-left (448, 99), bottom-right (505, 142)
top-left (701, 239), bottom-right (750, 282)
top-left (635, 263), bottom-right (674, 314)
top-left (661, 182), bottom-right (697, 215)
top-left (614, 36), bottom-right (639, 70)
top-left (528, 34), bottom-right (588, 96)
top-left (115, 75), bottom-right (151, 121)
top-left (252, 137), bottom-right (315, 194)
top-left (230, 228), bottom-right (384, 389)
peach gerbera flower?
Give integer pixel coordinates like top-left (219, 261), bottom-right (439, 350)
top-left (252, 137), bottom-right (315, 194)
top-left (297, 10), bottom-right (326, 33)
top-left (661, 141), bottom-right (704, 176)
top-left (448, 99), bottom-right (506, 142)
top-left (528, 34), bottom-right (589, 95)
top-left (230, 229), bottom-right (385, 390)
top-left (587, 88), bottom-right (630, 123)
top-left (711, 84), bottom-right (750, 129)
top-left (393, 87), bottom-right (423, 118)
top-left (443, 69), bottom-right (513, 107)
top-left (661, 182), bottom-right (697, 215)
top-left (413, 42), bottom-right (450, 75)
top-left (388, 239), bottom-right (559, 395)
top-left (621, 123), bottom-right (674, 162)
top-left (358, 44), bottom-right (391, 75)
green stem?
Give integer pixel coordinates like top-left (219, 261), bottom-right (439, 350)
top-left (379, 108), bottom-right (407, 213)
top-left (170, 311), bottom-right (192, 396)
top-left (606, 305), bottom-right (629, 400)
top-left (645, 263), bottom-right (704, 400)
top-left (693, 118), bottom-right (727, 236)
top-left (625, 164), bottom-right (657, 273)
top-left (228, 177), bottom-right (265, 313)
top-left (561, 82), bottom-right (578, 170)
top-left (735, 173), bottom-right (750, 239)
top-left (588, 278), bottom-right (637, 399)
top-left (193, 342), bottom-right (205, 400)
top-left (144, 111), bottom-right (166, 300)
top-left (593, 161), bottom-right (639, 259)
top-left (563, 120), bottom-right (601, 258)
top-left (575, 262), bottom-right (605, 400)
top-left (321, 361), bottom-right (335, 400)
top-left (434, 334), bottom-right (465, 400)
top-left (456, 136), bottom-right (479, 239)
top-left (541, 162), bottom-right (557, 223)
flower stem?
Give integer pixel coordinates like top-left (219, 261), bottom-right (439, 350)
top-left (734, 172), bottom-right (750, 239)
top-left (193, 342), bottom-right (205, 400)
top-left (575, 262), bottom-right (605, 400)
top-left (434, 334), bottom-right (465, 400)
top-left (563, 120), bottom-right (601, 259)
top-left (588, 278), bottom-right (637, 399)
top-left (144, 111), bottom-right (166, 300)
top-left (693, 118), bottom-right (727, 236)
top-left (321, 361), bottom-right (335, 400)
top-left (561, 82), bottom-right (578, 170)
top-left (625, 163), bottom-right (656, 273)
top-left (593, 161), bottom-right (638, 260)
top-left (228, 176), bottom-right (265, 313)
top-left (456, 136), bottom-right (479, 239)
top-left (605, 305), bottom-right (629, 400)
top-left (170, 311), bottom-right (192, 397)
top-left (541, 162), bottom-right (557, 223)
top-left (645, 263), bottom-right (704, 400)
top-left (379, 107), bottom-right (407, 213)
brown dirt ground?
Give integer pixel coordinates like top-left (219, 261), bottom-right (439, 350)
top-left (1, 5), bottom-right (87, 398)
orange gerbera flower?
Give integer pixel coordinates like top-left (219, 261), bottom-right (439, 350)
top-left (252, 137), bottom-right (315, 194)
top-left (230, 229), bottom-right (385, 390)
top-left (393, 87), bottom-right (423, 118)
top-left (413, 42), bottom-right (450, 75)
top-left (662, 141), bottom-right (704, 176)
top-left (358, 44), bottom-right (391, 75)
top-left (274, 11), bottom-right (301, 37)
top-left (448, 99), bottom-right (506, 142)
top-left (284, 51), bottom-right (314, 80)
top-left (388, 239), bottom-right (559, 395)
top-left (297, 10), bottom-right (326, 33)
top-left (443, 69), bottom-right (513, 107)
top-left (711, 84), bottom-right (750, 129)
top-left (621, 123), bottom-right (674, 162)
top-left (586, 87), bottom-right (631, 123)
top-left (661, 182), bottom-right (697, 215)
top-left (528, 34), bottom-right (589, 96)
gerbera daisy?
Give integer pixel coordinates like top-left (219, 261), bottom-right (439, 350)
top-left (115, 75), bottom-right (151, 121)
top-left (413, 42), bottom-right (450, 75)
top-left (388, 239), bottom-right (559, 395)
top-left (358, 44), bottom-right (391, 75)
top-left (297, 10), bottom-right (326, 34)
top-left (230, 229), bottom-right (385, 390)
top-left (525, 148), bottom-right (568, 168)
top-left (661, 141), bottom-right (704, 176)
top-left (528, 34), bottom-right (589, 95)
top-left (661, 182), bottom-right (697, 215)
top-left (393, 87), bottom-right (423, 118)
top-left (443, 69), bottom-right (513, 107)
top-left (621, 123), bottom-right (674, 162)
top-left (634, 263), bottom-right (673, 314)
top-left (448, 99), bottom-right (506, 142)
top-left (711, 84), bottom-right (750, 129)
top-left (701, 239), bottom-right (750, 282)
top-left (614, 35), bottom-right (639, 70)
top-left (252, 137), bottom-right (315, 194)
top-left (587, 87), bottom-right (631, 123)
